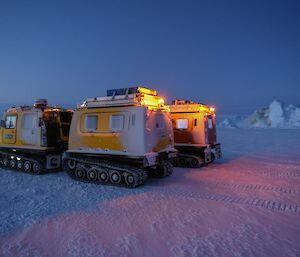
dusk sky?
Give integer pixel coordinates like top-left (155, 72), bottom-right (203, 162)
top-left (0, 0), bottom-right (299, 114)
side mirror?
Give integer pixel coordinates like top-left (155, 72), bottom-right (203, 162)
top-left (0, 120), bottom-right (5, 128)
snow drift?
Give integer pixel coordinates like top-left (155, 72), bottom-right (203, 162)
top-left (219, 100), bottom-right (300, 129)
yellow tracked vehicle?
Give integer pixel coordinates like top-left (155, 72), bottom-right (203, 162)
top-left (63, 87), bottom-right (176, 188)
top-left (0, 99), bottom-right (73, 174)
top-left (169, 99), bottom-right (221, 168)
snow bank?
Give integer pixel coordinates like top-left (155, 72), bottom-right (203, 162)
top-left (219, 100), bottom-right (300, 129)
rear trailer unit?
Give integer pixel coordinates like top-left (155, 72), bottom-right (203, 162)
top-left (0, 99), bottom-right (73, 174)
top-left (169, 99), bottom-right (222, 168)
top-left (63, 86), bottom-right (177, 188)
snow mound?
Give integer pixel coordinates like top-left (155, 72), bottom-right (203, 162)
top-left (218, 115), bottom-right (246, 128)
top-left (219, 100), bottom-right (300, 129)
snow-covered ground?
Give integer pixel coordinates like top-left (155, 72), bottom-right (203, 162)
top-left (219, 100), bottom-right (300, 128)
top-left (0, 129), bottom-right (300, 257)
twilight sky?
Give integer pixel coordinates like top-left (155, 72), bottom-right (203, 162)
top-left (0, 0), bottom-right (299, 114)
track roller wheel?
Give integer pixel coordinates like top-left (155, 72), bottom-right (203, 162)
top-left (189, 158), bottom-right (199, 168)
top-left (87, 167), bottom-right (98, 181)
top-left (33, 162), bottom-right (42, 174)
top-left (140, 171), bottom-right (148, 185)
top-left (178, 158), bottom-right (186, 167)
top-left (67, 159), bottom-right (77, 170)
top-left (75, 166), bottom-right (86, 179)
top-left (110, 171), bottom-right (122, 184)
top-left (9, 158), bottom-right (17, 169)
top-left (166, 161), bottom-right (173, 176)
top-left (23, 161), bottom-right (32, 172)
top-left (156, 160), bottom-right (171, 178)
top-left (171, 159), bottom-right (178, 166)
top-left (124, 173), bottom-right (137, 187)
top-left (3, 157), bottom-right (9, 167)
top-left (17, 160), bottom-right (23, 169)
top-left (98, 169), bottom-right (109, 183)
top-left (210, 153), bottom-right (215, 163)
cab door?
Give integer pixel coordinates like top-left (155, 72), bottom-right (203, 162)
top-left (21, 113), bottom-right (39, 145)
top-left (145, 110), bottom-right (173, 152)
top-left (3, 115), bottom-right (17, 144)
top-left (205, 114), bottom-right (217, 145)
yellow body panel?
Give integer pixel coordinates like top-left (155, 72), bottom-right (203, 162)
top-left (170, 112), bottom-right (206, 145)
top-left (72, 108), bottom-right (127, 151)
top-left (70, 132), bottom-right (124, 152)
top-left (69, 107), bottom-right (133, 153)
top-left (152, 137), bottom-right (173, 152)
top-left (169, 102), bottom-right (217, 146)
top-left (68, 105), bottom-right (175, 157)
top-left (0, 111), bottom-right (44, 150)
top-left (3, 127), bottom-right (17, 144)
top-left (0, 107), bottom-right (72, 151)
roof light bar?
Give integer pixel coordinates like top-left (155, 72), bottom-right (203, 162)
top-left (80, 87), bottom-right (166, 110)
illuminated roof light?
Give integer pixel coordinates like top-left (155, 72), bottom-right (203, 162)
top-left (138, 87), bottom-right (157, 96)
top-left (158, 98), bottom-right (165, 104)
top-left (210, 107), bottom-right (215, 112)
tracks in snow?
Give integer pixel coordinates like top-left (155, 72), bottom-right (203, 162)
top-left (233, 169), bottom-right (300, 179)
top-left (161, 189), bottom-right (300, 214)
top-left (253, 170), bottom-right (300, 179)
top-left (159, 178), bottom-right (300, 214)
top-left (206, 181), bottom-right (300, 195)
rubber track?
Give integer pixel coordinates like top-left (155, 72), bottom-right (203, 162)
top-left (163, 189), bottom-right (300, 214)
top-left (206, 181), bottom-right (300, 195)
top-left (0, 152), bottom-right (46, 174)
top-left (64, 156), bottom-right (148, 188)
top-left (173, 154), bottom-right (204, 168)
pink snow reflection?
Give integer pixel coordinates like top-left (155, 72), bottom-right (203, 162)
top-left (1, 190), bottom-right (299, 257)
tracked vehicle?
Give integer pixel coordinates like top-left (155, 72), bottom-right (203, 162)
top-left (63, 87), bottom-right (176, 188)
top-left (0, 99), bottom-right (73, 174)
top-left (169, 99), bottom-right (221, 168)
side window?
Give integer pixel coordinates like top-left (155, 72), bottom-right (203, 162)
top-left (110, 114), bottom-right (124, 131)
top-left (5, 115), bottom-right (17, 129)
top-left (85, 115), bottom-right (98, 131)
top-left (177, 119), bottom-right (188, 129)
top-left (208, 118), bottom-right (213, 129)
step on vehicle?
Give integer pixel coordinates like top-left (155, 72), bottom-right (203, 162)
top-left (0, 99), bottom-right (73, 174)
top-left (169, 99), bottom-right (222, 168)
top-left (63, 87), bottom-right (177, 188)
